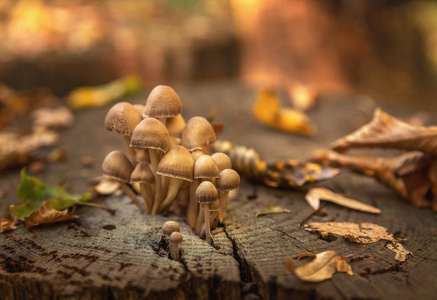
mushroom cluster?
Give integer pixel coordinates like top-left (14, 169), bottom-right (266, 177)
top-left (102, 85), bottom-right (240, 244)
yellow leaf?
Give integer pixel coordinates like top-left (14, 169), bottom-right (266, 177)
top-left (255, 204), bottom-right (292, 217)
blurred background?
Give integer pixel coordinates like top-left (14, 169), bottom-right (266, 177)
top-left (0, 0), bottom-right (436, 100)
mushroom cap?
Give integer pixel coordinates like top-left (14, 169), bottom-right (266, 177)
top-left (167, 114), bottom-right (186, 138)
top-left (133, 104), bottom-right (145, 116)
top-left (180, 116), bottom-right (216, 151)
top-left (135, 149), bottom-right (151, 164)
top-left (130, 163), bottom-right (154, 184)
top-left (102, 151), bottom-right (133, 182)
top-left (216, 169), bottom-right (240, 191)
top-left (169, 231), bottom-right (183, 245)
top-left (211, 152), bottom-right (232, 172)
top-left (162, 221), bottom-right (180, 236)
top-left (156, 145), bottom-right (194, 182)
top-left (196, 181), bottom-right (218, 204)
top-left (104, 102), bottom-right (142, 136)
top-left (143, 85), bottom-right (182, 118)
top-left (194, 155), bottom-right (219, 179)
top-left (130, 118), bottom-right (171, 153)
top-left (191, 150), bottom-right (204, 162)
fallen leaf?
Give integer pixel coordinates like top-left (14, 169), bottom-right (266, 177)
top-left (10, 169), bottom-right (91, 220)
top-left (1, 214), bottom-right (18, 233)
top-left (32, 106), bottom-right (74, 130)
top-left (287, 84), bottom-right (320, 111)
top-left (331, 108), bottom-right (437, 154)
top-left (285, 250), bottom-right (353, 282)
top-left (91, 177), bottom-right (120, 195)
top-left (386, 242), bottom-right (413, 262)
top-left (24, 207), bottom-right (78, 229)
top-left (253, 89), bottom-right (316, 135)
top-left (305, 187), bottom-right (381, 214)
top-left (67, 75), bottom-right (142, 109)
top-left (305, 221), bottom-right (396, 243)
top-left (256, 204), bottom-right (292, 217)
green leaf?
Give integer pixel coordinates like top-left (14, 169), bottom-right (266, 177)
top-left (11, 169), bottom-right (91, 220)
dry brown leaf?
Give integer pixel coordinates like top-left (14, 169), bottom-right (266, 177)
top-left (305, 222), bottom-right (397, 243)
top-left (386, 242), bottom-right (413, 262)
top-left (24, 206), bottom-right (78, 229)
top-left (305, 187), bottom-right (381, 214)
top-left (253, 89), bottom-right (316, 135)
top-left (255, 204), bottom-right (292, 217)
top-left (285, 250), bottom-right (353, 282)
top-left (1, 214), bottom-right (18, 233)
top-left (331, 108), bottom-right (437, 154)
top-left (91, 177), bottom-right (120, 195)
top-left (32, 106), bottom-right (74, 130)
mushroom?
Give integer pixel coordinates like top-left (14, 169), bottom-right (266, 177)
top-left (130, 118), bottom-right (171, 214)
top-left (189, 155), bottom-right (219, 230)
top-left (211, 152), bottom-right (232, 172)
top-left (104, 102), bottom-right (142, 165)
top-left (133, 104), bottom-right (145, 116)
top-left (196, 181), bottom-right (218, 245)
top-left (162, 220), bottom-right (181, 237)
top-left (157, 145), bottom-right (194, 213)
top-left (102, 151), bottom-right (144, 212)
top-left (143, 85), bottom-right (182, 127)
top-left (216, 169), bottom-right (240, 223)
top-left (130, 163), bottom-right (154, 213)
top-left (166, 114), bottom-right (186, 139)
top-left (169, 231), bottom-right (183, 261)
top-left (180, 116), bottom-right (216, 152)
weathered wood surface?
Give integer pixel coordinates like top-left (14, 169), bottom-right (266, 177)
top-left (1, 82), bottom-right (437, 299)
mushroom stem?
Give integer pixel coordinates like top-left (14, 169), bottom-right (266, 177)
top-left (170, 243), bottom-right (180, 261)
top-left (160, 178), bottom-right (182, 212)
top-left (218, 191), bottom-right (230, 223)
top-left (188, 179), bottom-right (200, 228)
top-left (195, 205), bottom-right (204, 234)
top-left (123, 135), bottom-right (137, 166)
top-left (140, 183), bottom-right (153, 213)
top-left (150, 149), bottom-right (163, 214)
top-left (202, 205), bottom-right (212, 245)
top-left (119, 182), bottom-right (146, 213)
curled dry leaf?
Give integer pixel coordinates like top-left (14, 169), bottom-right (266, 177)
top-left (253, 89), bottom-right (316, 135)
top-left (32, 106), bottom-right (74, 130)
top-left (1, 214), bottom-right (18, 233)
top-left (305, 187), bottom-right (381, 214)
top-left (305, 221), bottom-right (396, 243)
top-left (285, 250), bottom-right (353, 282)
top-left (24, 206), bottom-right (78, 229)
top-left (255, 204), bottom-right (292, 217)
top-left (331, 108), bottom-right (437, 154)
top-left (386, 242), bottom-right (413, 262)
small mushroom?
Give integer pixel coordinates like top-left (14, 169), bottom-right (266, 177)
top-left (216, 169), bottom-right (240, 223)
top-left (104, 102), bottom-right (142, 165)
top-left (157, 145), bottom-right (194, 213)
top-left (166, 114), bottom-right (186, 139)
top-left (196, 181), bottom-right (218, 245)
top-left (102, 151), bottom-right (143, 212)
top-left (143, 85), bottom-right (182, 127)
top-left (130, 163), bottom-right (154, 213)
top-left (211, 152), bottom-right (232, 172)
top-left (162, 221), bottom-right (181, 237)
top-left (180, 116), bottom-right (216, 152)
top-left (169, 231), bottom-right (183, 261)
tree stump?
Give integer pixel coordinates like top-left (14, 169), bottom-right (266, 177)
top-left (1, 82), bottom-right (436, 299)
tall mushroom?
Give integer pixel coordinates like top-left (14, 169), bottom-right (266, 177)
top-left (143, 85), bottom-right (182, 127)
top-left (196, 181), bottom-right (218, 245)
top-left (104, 102), bottom-right (142, 165)
top-left (216, 169), bottom-right (240, 223)
top-left (130, 118), bottom-right (171, 214)
top-left (102, 151), bottom-right (144, 212)
top-left (130, 163), bottom-right (154, 213)
top-left (157, 145), bottom-right (194, 213)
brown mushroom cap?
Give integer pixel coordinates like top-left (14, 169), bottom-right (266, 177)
top-left (143, 85), bottom-right (182, 118)
top-left (130, 163), bottom-right (155, 184)
top-left (162, 221), bottom-right (180, 236)
top-left (130, 118), bottom-right (171, 153)
top-left (167, 114), bottom-right (186, 138)
top-left (211, 152), bottom-right (232, 172)
top-left (196, 181), bottom-right (218, 204)
top-left (135, 149), bottom-right (151, 164)
top-left (191, 150), bottom-right (204, 162)
top-left (102, 151), bottom-right (133, 182)
top-left (180, 116), bottom-right (216, 151)
top-left (169, 231), bottom-right (183, 245)
top-left (194, 155), bottom-right (219, 179)
top-left (104, 102), bottom-right (142, 136)
top-left (216, 169), bottom-right (240, 191)
top-left (157, 145), bottom-right (194, 182)
top-left (133, 104), bottom-right (145, 116)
